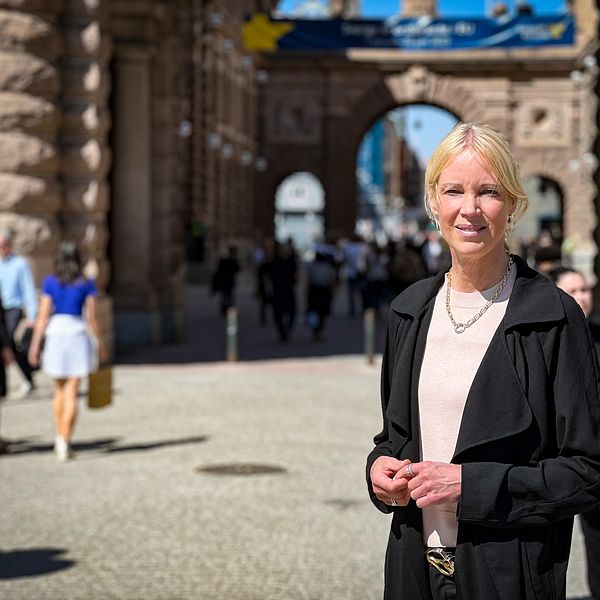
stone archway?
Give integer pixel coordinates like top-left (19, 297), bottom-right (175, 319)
top-left (256, 0), bottom-right (599, 276)
top-left (350, 66), bottom-right (483, 149)
top-left (517, 175), bottom-right (564, 250)
top-left (321, 67), bottom-right (484, 240)
top-left (518, 148), bottom-right (596, 276)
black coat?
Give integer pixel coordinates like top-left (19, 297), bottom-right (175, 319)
top-left (366, 256), bottom-right (600, 600)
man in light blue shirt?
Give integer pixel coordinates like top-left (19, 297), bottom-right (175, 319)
top-left (0, 229), bottom-right (38, 395)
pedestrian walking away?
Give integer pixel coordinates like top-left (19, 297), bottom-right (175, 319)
top-left (367, 122), bottom-right (600, 600)
top-left (211, 246), bottom-right (240, 317)
top-left (305, 251), bottom-right (337, 340)
top-left (28, 242), bottom-right (107, 462)
top-left (255, 239), bottom-right (275, 326)
top-left (0, 295), bottom-right (15, 453)
top-left (342, 234), bottom-right (367, 317)
top-left (269, 241), bottom-right (298, 342)
top-left (0, 228), bottom-right (38, 397)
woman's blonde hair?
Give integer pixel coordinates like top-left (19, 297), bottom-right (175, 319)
top-left (424, 122), bottom-right (528, 229)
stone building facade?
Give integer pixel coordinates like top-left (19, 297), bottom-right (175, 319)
top-left (0, 0), bottom-right (114, 346)
top-left (1, 0), bottom-right (599, 350)
top-left (0, 0), bottom-right (274, 349)
top-left (255, 0), bottom-right (600, 283)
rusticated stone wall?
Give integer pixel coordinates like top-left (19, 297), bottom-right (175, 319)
top-left (0, 1), bottom-right (63, 281)
top-left (0, 0), bottom-right (113, 354)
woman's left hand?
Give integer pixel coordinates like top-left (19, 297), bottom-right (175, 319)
top-left (404, 461), bottom-right (462, 508)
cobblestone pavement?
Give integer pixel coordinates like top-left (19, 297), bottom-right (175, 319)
top-left (0, 277), bottom-right (593, 599)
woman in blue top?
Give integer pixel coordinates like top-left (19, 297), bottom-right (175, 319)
top-left (28, 242), bottom-right (107, 461)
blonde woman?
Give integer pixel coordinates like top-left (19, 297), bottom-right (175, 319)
top-left (367, 123), bottom-right (600, 599)
top-left (29, 242), bottom-right (107, 461)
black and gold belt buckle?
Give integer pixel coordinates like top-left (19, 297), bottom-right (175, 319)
top-left (425, 547), bottom-right (455, 577)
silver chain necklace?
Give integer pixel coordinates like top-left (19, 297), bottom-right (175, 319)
top-left (445, 255), bottom-right (513, 334)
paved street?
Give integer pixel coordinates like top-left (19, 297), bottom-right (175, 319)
top-left (0, 275), bottom-right (593, 599)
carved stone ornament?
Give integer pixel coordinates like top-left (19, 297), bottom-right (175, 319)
top-left (266, 97), bottom-right (322, 144)
top-left (515, 102), bottom-right (569, 147)
top-left (404, 65), bottom-right (430, 102)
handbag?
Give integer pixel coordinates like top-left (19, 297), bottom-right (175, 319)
top-left (15, 324), bottom-right (41, 371)
top-left (87, 365), bottom-right (112, 409)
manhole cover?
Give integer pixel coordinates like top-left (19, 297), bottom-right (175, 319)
top-left (196, 463), bottom-right (287, 476)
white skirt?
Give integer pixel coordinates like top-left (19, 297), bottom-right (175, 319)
top-left (42, 315), bottom-right (96, 379)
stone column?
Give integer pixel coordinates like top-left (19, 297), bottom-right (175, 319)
top-left (150, 0), bottom-right (187, 341)
top-left (110, 0), bottom-right (191, 346)
top-left (0, 1), bottom-right (63, 284)
top-left (110, 44), bottom-right (160, 345)
top-left (60, 0), bottom-right (113, 352)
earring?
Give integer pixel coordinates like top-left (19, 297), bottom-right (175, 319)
top-left (505, 214), bottom-right (514, 241)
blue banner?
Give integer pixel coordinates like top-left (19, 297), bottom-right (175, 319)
top-left (243, 13), bottom-right (574, 52)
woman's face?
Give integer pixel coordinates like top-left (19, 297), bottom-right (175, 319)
top-left (557, 272), bottom-right (592, 316)
top-left (430, 149), bottom-right (513, 263)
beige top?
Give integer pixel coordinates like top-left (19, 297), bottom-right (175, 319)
top-left (418, 264), bottom-right (516, 547)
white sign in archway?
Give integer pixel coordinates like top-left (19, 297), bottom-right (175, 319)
top-left (275, 172), bottom-right (325, 213)
top-left (275, 172), bottom-right (325, 252)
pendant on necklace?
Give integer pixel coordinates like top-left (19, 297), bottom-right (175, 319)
top-left (454, 323), bottom-right (466, 334)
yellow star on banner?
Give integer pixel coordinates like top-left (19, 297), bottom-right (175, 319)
top-left (547, 22), bottom-right (567, 40)
top-left (243, 13), bottom-right (295, 52)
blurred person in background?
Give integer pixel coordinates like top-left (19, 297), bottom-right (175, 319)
top-left (0, 302), bottom-right (14, 454)
top-left (211, 246), bottom-right (240, 317)
top-left (363, 242), bottom-right (388, 315)
top-left (269, 241), bottom-right (298, 342)
top-left (367, 123), bottom-right (600, 599)
top-left (0, 228), bottom-right (38, 397)
top-left (421, 225), bottom-right (451, 276)
top-left (549, 265), bottom-right (600, 600)
top-left (255, 239), bottom-right (275, 326)
top-left (386, 239), bottom-right (426, 298)
top-left (342, 234), bottom-right (367, 317)
top-left (305, 251), bottom-right (337, 340)
top-left (28, 242), bottom-right (107, 462)
top-left (533, 229), bottom-right (562, 274)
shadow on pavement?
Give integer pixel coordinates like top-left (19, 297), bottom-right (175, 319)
top-left (4, 435), bottom-right (209, 457)
top-left (101, 435), bottom-right (209, 454)
top-left (0, 548), bottom-right (75, 579)
top-left (117, 281), bottom-right (388, 365)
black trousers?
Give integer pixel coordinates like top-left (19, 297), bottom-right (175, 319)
top-left (581, 508), bottom-right (600, 600)
top-left (3, 308), bottom-right (33, 384)
top-left (428, 564), bottom-right (457, 600)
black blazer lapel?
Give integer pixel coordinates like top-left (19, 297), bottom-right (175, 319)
top-left (452, 326), bottom-right (532, 462)
top-left (385, 302), bottom-right (434, 448)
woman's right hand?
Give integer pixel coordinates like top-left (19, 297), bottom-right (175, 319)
top-left (370, 456), bottom-right (413, 507)
top-left (28, 343), bottom-right (40, 368)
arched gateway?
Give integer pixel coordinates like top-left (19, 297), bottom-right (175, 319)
top-left (254, 0), bottom-right (599, 278)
